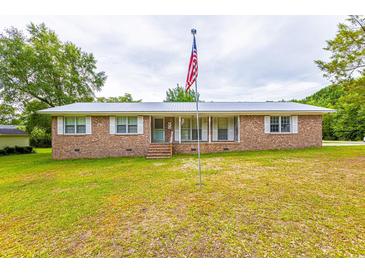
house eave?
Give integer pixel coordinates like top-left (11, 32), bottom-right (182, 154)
top-left (0, 134), bottom-right (29, 137)
top-left (39, 110), bottom-right (336, 116)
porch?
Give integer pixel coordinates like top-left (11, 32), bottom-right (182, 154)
top-left (150, 115), bottom-right (240, 144)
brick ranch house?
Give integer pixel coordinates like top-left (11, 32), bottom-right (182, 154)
top-left (39, 102), bottom-right (335, 159)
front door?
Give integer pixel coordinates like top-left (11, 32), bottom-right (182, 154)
top-left (152, 118), bottom-right (165, 143)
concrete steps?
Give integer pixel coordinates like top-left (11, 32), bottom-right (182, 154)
top-left (146, 143), bottom-right (172, 159)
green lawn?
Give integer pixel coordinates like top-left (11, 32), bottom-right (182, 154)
top-left (0, 146), bottom-right (364, 258)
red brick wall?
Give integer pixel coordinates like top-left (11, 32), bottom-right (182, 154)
top-left (174, 115), bottom-right (322, 154)
top-left (52, 115), bottom-right (322, 159)
top-left (52, 116), bottom-right (151, 159)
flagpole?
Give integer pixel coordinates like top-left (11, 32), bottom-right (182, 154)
top-left (191, 28), bottom-right (202, 187)
top-left (195, 79), bottom-right (202, 187)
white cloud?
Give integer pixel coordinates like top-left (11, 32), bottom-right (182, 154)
top-left (0, 15), bottom-right (345, 102)
top-left (201, 80), bottom-right (322, 102)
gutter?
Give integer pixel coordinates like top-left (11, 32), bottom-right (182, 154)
top-left (38, 110), bottom-right (336, 116)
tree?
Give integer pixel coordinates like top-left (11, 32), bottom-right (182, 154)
top-left (315, 15), bottom-right (365, 82)
top-left (0, 23), bottom-right (107, 108)
top-left (296, 76), bottom-right (365, 140)
top-left (96, 93), bottom-right (141, 103)
top-left (21, 100), bottom-right (51, 133)
top-left (29, 126), bottom-right (52, 148)
top-left (0, 103), bottom-right (19, 124)
top-left (164, 84), bottom-right (197, 102)
top-left (311, 15), bottom-right (365, 140)
top-left (20, 100), bottom-right (52, 147)
top-left (332, 77), bottom-right (365, 140)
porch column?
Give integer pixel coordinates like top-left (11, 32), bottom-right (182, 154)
top-left (149, 116), bottom-right (152, 143)
top-left (237, 115), bottom-right (241, 142)
top-left (178, 116), bottom-right (182, 144)
top-left (208, 116), bottom-right (211, 143)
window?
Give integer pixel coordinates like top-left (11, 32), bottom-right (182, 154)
top-left (180, 117), bottom-right (204, 141)
top-left (281, 116), bottom-right (291, 132)
top-left (64, 117), bottom-right (86, 134)
top-left (218, 118), bottom-right (228, 140)
top-left (270, 116), bottom-right (280, 133)
top-left (116, 116), bottom-right (138, 134)
top-left (270, 116), bottom-right (291, 133)
top-left (65, 117), bottom-right (75, 134)
top-left (128, 117), bottom-right (138, 133)
top-left (212, 117), bottom-right (237, 142)
top-left (116, 117), bottom-right (127, 133)
top-left (192, 118), bottom-right (202, 141)
top-left (181, 117), bottom-right (191, 141)
top-left (76, 117), bottom-right (86, 133)
top-left (154, 118), bottom-right (164, 129)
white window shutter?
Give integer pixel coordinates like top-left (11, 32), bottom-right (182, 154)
top-left (109, 116), bottom-right (116, 134)
top-left (57, 116), bottom-right (64, 135)
top-left (291, 116), bottom-right (298, 133)
top-left (137, 116), bottom-right (144, 134)
top-left (201, 117), bottom-right (208, 141)
top-left (228, 117), bottom-right (234, 141)
top-left (212, 117), bottom-right (218, 141)
top-left (174, 117), bottom-right (180, 142)
top-left (85, 117), bottom-right (92, 134)
top-left (264, 116), bottom-right (270, 133)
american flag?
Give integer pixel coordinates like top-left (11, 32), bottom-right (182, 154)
top-left (185, 35), bottom-right (198, 91)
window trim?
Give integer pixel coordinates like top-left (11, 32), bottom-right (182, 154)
top-left (115, 116), bottom-right (139, 135)
top-left (217, 117), bottom-right (229, 141)
top-left (269, 115), bottom-right (292, 134)
top-left (181, 117), bottom-right (192, 141)
top-left (63, 116), bottom-right (87, 135)
top-left (180, 116), bottom-right (205, 142)
top-left (211, 116), bottom-right (236, 142)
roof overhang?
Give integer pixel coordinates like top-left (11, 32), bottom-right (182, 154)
top-left (38, 102), bottom-right (336, 116)
top-left (0, 134), bottom-right (29, 137)
top-left (39, 110), bottom-right (336, 116)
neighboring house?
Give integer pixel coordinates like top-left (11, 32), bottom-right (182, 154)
top-left (39, 102), bottom-right (335, 159)
top-left (0, 125), bottom-right (30, 149)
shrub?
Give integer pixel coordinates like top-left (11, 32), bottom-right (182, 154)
top-left (15, 146), bottom-right (33, 154)
top-left (24, 146), bottom-right (34, 153)
top-left (4, 146), bottom-right (15, 154)
top-left (0, 146), bottom-right (34, 156)
top-left (15, 146), bottom-right (25, 154)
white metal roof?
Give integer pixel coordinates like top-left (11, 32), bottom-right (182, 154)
top-left (38, 102), bottom-right (335, 115)
top-left (0, 125), bottom-right (28, 135)
top-left (0, 125), bottom-right (17, 129)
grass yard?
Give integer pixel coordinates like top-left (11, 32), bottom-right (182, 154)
top-left (0, 146), bottom-right (364, 258)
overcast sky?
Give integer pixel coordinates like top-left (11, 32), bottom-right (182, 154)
top-left (0, 16), bottom-right (344, 102)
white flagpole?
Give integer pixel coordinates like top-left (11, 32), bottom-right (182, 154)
top-left (191, 29), bottom-right (202, 187)
top-left (195, 79), bottom-right (202, 187)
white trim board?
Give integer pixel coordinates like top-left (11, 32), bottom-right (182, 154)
top-left (45, 111), bottom-right (334, 116)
